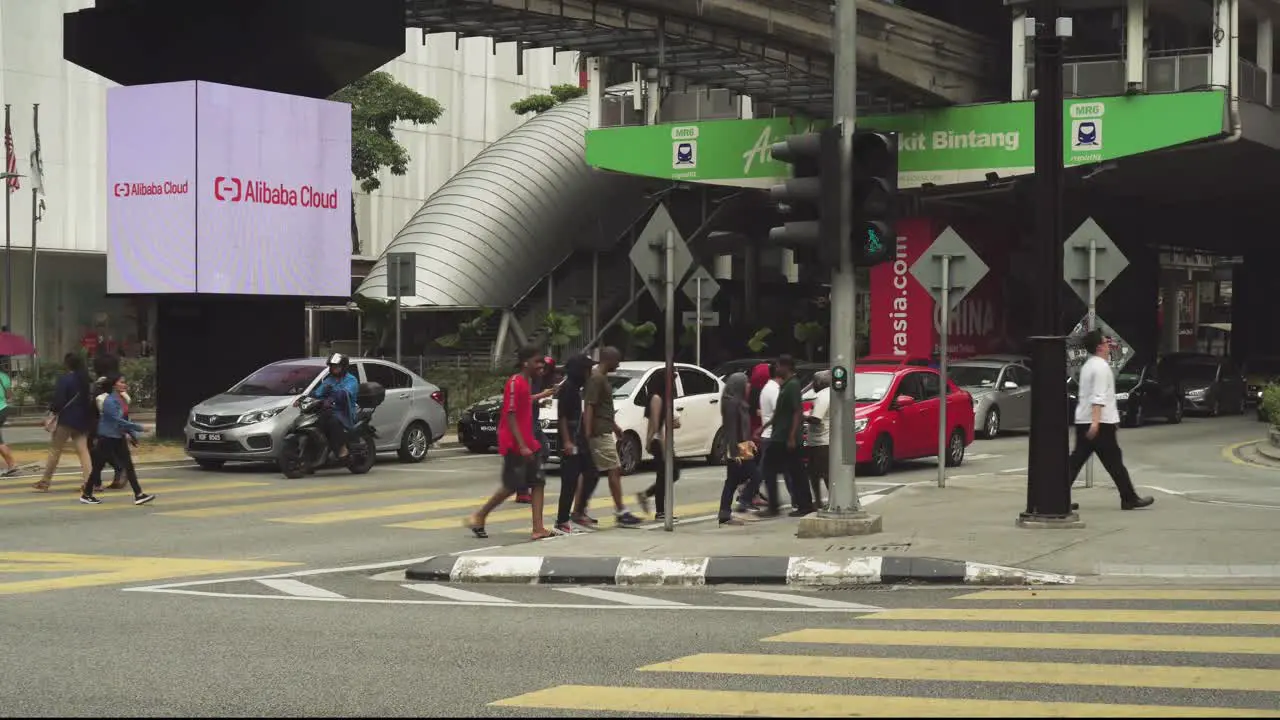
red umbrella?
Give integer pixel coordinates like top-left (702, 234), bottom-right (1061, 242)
top-left (0, 332), bottom-right (36, 356)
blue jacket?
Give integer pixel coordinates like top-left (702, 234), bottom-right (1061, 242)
top-left (97, 392), bottom-right (145, 439)
top-left (312, 372), bottom-right (360, 428)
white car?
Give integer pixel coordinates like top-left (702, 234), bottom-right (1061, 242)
top-left (546, 361), bottom-right (727, 475)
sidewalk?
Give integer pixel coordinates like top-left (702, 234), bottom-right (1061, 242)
top-left (408, 473), bottom-right (1280, 586)
top-left (5, 410), bottom-right (157, 427)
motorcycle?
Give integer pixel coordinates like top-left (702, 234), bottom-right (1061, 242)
top-left (278, 382), bottom-right (383, 479)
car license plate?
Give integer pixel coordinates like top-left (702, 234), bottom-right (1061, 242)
top-left (480, 425), bottom-right (497, 432)
top-left (197, 433), bottom-right (222, 442)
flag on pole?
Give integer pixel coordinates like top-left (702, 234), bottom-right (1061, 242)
top-left (3, 115), bottom-right (18, 194)
top-left (29, 114), bottom-right (44, 199)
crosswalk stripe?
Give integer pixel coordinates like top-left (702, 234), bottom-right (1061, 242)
top-left (491, 500), bottom-right (729, 534)
top-left (763, 628), bottom-right (1280, 655)
top-left (159, 488), bottom-right (436, 518)
top-left (400, 583), bottom-right (513, 603)
top-left (2, 481), bottom-right (266, 507)
top-left (0, 475), bottom-right (196, 496)
top-left (640, 652), bottom-right (1280, 692)
top-left (56, 483), bottom-right (363, 511)
top-left (396, 505), bottom-right (548, 531)
top-left (271, 496), bottom-right (481, 524)
top-left (554, 587), bottom-right (689, 607)
top-left (862, 608), bottom-right (1280, 625)
top-left (956, 589), bottom-right (1280, 601)
top-left (255, 579), bottom-right (346, 599)
top-left (490, 684), bottom-right (1278, 717)
top-left (718, 590), bottom-right (884, 611)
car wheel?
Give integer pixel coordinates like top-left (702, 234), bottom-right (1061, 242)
top-left (397, 422), bottom-right (430, 463)
top-left (706, 428), bottom-right (727, 465)
top-left (195, 459), bottom-right (225, 471)
top-left (1168, 401), bottom-right (1183, 424)
top-left (944, 428), bottom-right (966, 467)
top-left (348, 436), bottom-right (377, 475)
top-left (465, 443), bottom-right (489, 454)
top-left (618, 432), bottom-right (642, 476)
top-left (983, 407), bottom-right (1000, 439)
top-left (866, 435), bottom-right (892, 477)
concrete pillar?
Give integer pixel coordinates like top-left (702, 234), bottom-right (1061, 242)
top-left (1011, 9), bottom-right (1028, 101)
top-left (586, 57), bottom-right (602, 129)
top-left (1260, 16), bottom-right (1273, 105)
top-left (1162, 272), bottom-right (1181, 354)
top-left (1211, 0), bottom-right (1237, 90)
top-left (740, 95), bottom-right (754, 120)
top-left (713, 255), bottom-right (733, 281)
top-left (645, 68), bottom-right (661, 125)
top-left (782, 249), bottom-right (799, 284)
top-left (1125, 0), bottom-right (1146, 88)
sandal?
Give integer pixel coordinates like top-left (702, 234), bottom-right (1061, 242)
top-left (531, 530), bottom-right (555, 541)
top-left (463, 517), bottom-right (488, 539)
top-left (31, 480), bottom-right (50, 493)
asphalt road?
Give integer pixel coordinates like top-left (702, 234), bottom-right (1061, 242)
top-left (1, 413), bottom-right (1276, 716)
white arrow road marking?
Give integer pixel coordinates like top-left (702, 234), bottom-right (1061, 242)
top-left (255, 578), bottom-right (346, 599)
top-left (718, 590), bottom-right (885, 610)
top-left (554, 587), bottom-right (690, 606)
top-left (401, 583), bottom-right (514, 603)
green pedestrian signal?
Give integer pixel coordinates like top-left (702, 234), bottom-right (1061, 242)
top-left (832, 365), bottom-right (849, 392)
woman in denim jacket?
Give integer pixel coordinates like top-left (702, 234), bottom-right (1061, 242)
top-left (80, 373), bottom-right (154, 506)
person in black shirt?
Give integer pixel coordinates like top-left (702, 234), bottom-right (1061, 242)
top-left (554, 354), bottom-right (599, 534)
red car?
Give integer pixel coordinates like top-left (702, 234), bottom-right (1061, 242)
top-left (854, 366), bottom-right (975, 476)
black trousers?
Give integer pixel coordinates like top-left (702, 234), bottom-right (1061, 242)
top-left (643, 439), bottom-right (681, 516)
top-left (86, 436), bottom-right (142, 496)
top-left (89, 431), bottom-right (123, 480)
top-left (557, 451), bottom-right (599, 525)
top-left (765, 439), bottom-right (814, 512)
top-left (1068, 423), bottom-right (1140, 504)
top-left (321, 413), bottom-right (348, 455)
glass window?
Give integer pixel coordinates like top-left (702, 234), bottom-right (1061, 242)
top-left (949, 366), bottom-right (1000, 389)
top-left (362, 362), bottom-right (412, 390)
top-left (608, 370), bottom-right (645, 400)
top-left (678, 368), bottom-right (719, 397)
top-left (228, 363), bottom-right (323, 396)
top-left (854, 372), bottom-right (895, 403)
top-left (1006, 366), bottom-right (1031, 388)
top-left (894, 374), bottom-right (924, 401)
top-left (917, 372), bottom-right (941, 400)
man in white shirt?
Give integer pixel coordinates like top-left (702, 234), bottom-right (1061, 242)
top-left (805, 371), bottom-right (832, 507)
top-left (758, 373), bottom-right (780, 441)
top-left (1068, 330), bottom-right (1154, 510)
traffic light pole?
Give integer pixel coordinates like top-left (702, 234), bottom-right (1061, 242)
top-left (800, 0), bottom-right (882, 538)
top-left (1018, 0), bottom-right (1080, 529)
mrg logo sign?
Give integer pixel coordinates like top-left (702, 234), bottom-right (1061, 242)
top-left (212, 176), bottom-right (340, 210)
top-left (113, 180), bottom-right (190, 198)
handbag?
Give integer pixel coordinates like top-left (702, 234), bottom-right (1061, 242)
top-left (44, 391), bottom-right (81, 434)
top-left (735, 440), bottom-right (756, 462)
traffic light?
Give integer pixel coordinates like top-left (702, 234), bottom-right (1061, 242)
top-left (851, 130), bottom-right (898, 266)
top-left (768, 126), bottom-right (842, 267)
top-left (831, 365), bottom-right (849, 392)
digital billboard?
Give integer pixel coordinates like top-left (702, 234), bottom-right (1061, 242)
top-left (106, 81), bottom-right (352, 296)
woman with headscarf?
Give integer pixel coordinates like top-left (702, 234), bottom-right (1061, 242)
top-left (636, 369), bottom-right (680, 520)
top-left (718, 371), bottom-right (762, 525)
top-left (553, 354), bottom-right (600, 534)
top-left (805, 370), bottom-right (833, 508)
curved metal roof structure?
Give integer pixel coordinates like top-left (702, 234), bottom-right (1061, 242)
top-left (356, 94), bottom-right (628, 309)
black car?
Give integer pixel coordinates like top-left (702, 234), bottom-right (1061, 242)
top-left (1160, 356), bottom-right (1247, 416)
top-left (457, 393), bottom-right (561, 457)
top-left (1068, 364), bottom-right (1183, 427)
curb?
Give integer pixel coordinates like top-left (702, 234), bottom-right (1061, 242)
top-left (404, 555), bottom-right (1076, 587)
top-left (1257, 440), bottom-right (1280, 463)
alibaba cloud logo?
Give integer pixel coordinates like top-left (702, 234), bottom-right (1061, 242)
top-left (213, 176), bottom-right (242, 202)
top-left (113, 183), bottom-right (130, 198)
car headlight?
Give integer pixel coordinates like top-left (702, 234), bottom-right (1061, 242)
top-left (1115, 392), bottom-right (1129, 401)
top-left (238, 407), bottom-right (286, 425)
top-left (1186, 388), bottom-right (1206, 399)
top-left (854, 418), bottom-right (868, 434)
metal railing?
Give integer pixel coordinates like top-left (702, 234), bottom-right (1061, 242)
top-left (599, 86), bottom-right (743, 128)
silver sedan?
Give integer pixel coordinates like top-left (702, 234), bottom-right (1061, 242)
top-left (948, 360), bottom-right (1033, 439)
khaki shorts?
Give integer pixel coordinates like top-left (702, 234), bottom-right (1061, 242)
top-left (588, 435), bottom-right (620, 472)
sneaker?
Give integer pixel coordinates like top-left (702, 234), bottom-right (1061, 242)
top-left (1, 467), bottom-right (19, 477)
top-left (554, 522), bottom-right (586, 535)
top-left (719, 516), bottom-right (746, 526)
top-left (572, 513), bottom-right (598, 526)
top-left (788, 507), bottom-right (815, 518)
top-left (615, 511), bottom-right (643, 527)
top-left (134, 493), bottom-right (156, 506)
top-left (635, 492), bottom-right (651, 515)
top-left (79, 495), bottom-right (101, 505)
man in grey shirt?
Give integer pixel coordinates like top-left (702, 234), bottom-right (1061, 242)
top-left (1067, 330), bottom-right (1154, 510)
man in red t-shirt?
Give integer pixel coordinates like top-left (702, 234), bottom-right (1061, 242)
top-left (466, 345), bottom-right (552, 540)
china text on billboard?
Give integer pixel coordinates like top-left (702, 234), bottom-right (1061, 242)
top-left (212, 177), bottom-right (340, 209)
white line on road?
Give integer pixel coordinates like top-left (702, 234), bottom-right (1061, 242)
top-left (966, 453), bottom-right (1002, 461)
top-left (401, 583), bottom-right (513, 603)
top-left (717, 590), bottom-right (884, 610)
top-left (255, 578), bottom-right (346, 599)
top-left (554, 587), bottom-right (690, 606)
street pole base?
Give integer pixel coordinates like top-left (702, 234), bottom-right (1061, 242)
top-left (1016, 512), bottom-right (1086, 530)
top-left (797, 513), bottom-right (883, 538)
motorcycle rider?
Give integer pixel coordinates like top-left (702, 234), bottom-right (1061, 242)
top-left (311, 353), bottom-right (360, 463)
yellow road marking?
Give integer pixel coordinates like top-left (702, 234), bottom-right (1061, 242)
top-left (1222, 439), bottom-right (1257, 467)
top-left (161, 488), bottom-right (436, 518)
top-left (273, 496), bottom-right (481, 524)
top-left (490, 685), bottom-right (1279, 717)
top-left (56, 484), bottom-right (363, 511)
top-left (0, 552), bottom-right (297, 595)
top-left (393, 499), bottom-right (727, 532)
top-left (0, 476), bottom-right (199, 495)
top-left (957, 589), bottom-right (1280, 601)
top-left (0, 481), bottom-right (266, 507)
top-left (861, 608), bottom-right (1280, 625)
top-left (764, 628), bottom-right (1280, 655)
top-left (642, 653), bottom-right (1280, 692)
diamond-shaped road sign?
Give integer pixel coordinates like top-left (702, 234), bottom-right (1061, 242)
top-left (1063, 216), bottom-right (1128, 304)
top-left (684, 265), bottom-right (720, 309)
top-left (909, 226), bottom-right (989, 312)
top-left (629, 203), bottom-right (719, 311)
top-left (1067, 314), bottom-right (1135, 375)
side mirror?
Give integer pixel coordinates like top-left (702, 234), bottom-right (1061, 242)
top-left (1003, 381), bottom-right (1019, 391)
top-left (894, 395), bottom-right (916, 408)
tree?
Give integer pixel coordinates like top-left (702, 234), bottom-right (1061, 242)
top-left (510, 83), bottom-right (588, 116)
top-left (352, 294), bottom-right (396, 352)
top-left (747, 327), bottom-right (772, 354)
top-left (541, 311), bottom-right (583, 357)
top-left (434, 308), bottom-right (495, 408)
top-left (620, 319), bottom-right (657, 358)
top-left (793, 321), bottom-right (825, 361)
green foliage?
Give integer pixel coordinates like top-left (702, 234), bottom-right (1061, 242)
top-left (542, 311), bottom-right (583, 356)
top-left (353, 293), bottom-right (395, 350)
top-left (434, 309), bottom-right (496, 409)
top-left (120, 357), bottom-right (157, 408)
top-left (793, 321), bottom-right (825, 361)
top-left (330, 71), bottom-right (444, 193)
top-left (620, 320), bottom-right (658, 357)
top-left (427, 366), bottom-right (509, 424)
top-left (1263, 383), bottom-right (1280, 427)
top-left (510, 84), bottom-right (588, 116)
top-left (747, 327), bottom-right (772, 354)
top-left (679, 324), bottom-right (698, 349)
top-left (11, 356), bottom-right (156, 410)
